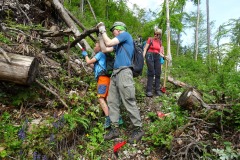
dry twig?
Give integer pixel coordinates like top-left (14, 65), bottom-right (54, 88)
top-left (36, 79), bottom-right (69, 109)
top-left (0, 47), bottom-right (11, 63)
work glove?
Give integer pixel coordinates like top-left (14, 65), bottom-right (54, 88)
top-left (98, 33), bottom-right (103, 40)
top-left (97, 22), bottom-right (106, 34)
top-left (81, 51), bottom-right (88, 57)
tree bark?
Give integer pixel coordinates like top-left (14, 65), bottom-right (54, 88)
top-left (178, 88), bottom-right (210, 111)
top-left (195, 0), bottom-right (200, 61)
top-left (168, 76), bottom-right (190, 88)
top-left (50, 0), bottom-right (92, 51)
top-left (65, 9), bottom-right (96, 42)
top-left (0, 52), bottom-right (39, 85)
top-left (206, 0), bottom-right (210, 55)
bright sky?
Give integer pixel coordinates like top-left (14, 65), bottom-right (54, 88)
top-left (127, 0), bottom-right (164, 13)
top-left (127, 0), bottom-right (240, 45)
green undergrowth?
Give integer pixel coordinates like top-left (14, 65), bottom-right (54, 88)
top-left (1, 57), bottom-right (240, 159)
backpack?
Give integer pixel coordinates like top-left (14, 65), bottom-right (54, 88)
top-left (122, 42), bottom-right (144, 77)
top-left (98, 52), bottom-right (115, 77)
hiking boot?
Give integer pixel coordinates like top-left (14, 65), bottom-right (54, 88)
top-left (104, 116), bottom-right (111, 129)
top-left (118, 116), bottom-right (124, 125)
top-left (104, 127), bottom-right (120, 140)
top-left (128, 127), bottom-right (145, 144)
top-left (155, 90), bottom-right (163, 96)
top-left (146, 92), bottom-right (153, 97)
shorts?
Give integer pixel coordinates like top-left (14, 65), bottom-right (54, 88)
top-left (97, 75), bottom-right (110, 98)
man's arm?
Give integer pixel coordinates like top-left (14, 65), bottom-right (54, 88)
top-left (98, 34), bottom-right (114, 53)
top-left (97, 22), bottom-right (119, 52)
top-left (102, 32), bottom-right (119, 47)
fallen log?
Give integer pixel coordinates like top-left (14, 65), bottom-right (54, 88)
top-left (168, 76), bottom-right (190, 88)
top-left (0, 52), bottom-right (39, 85)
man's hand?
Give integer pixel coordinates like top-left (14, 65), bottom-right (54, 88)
top-left (97, 22), bottom-right (106, 34)
top-left (96, 22), bottom-right (104, 28)
top-left (81, 51), bottom-right (88, 57)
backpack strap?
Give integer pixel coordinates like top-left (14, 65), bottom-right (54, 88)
top-left (97, 61), bottom-right (105, 72)
top-left (121, 43), bottom-right (132, 63)
top-left (146, 38), bottom-right (153, 51)
top-left (96, 61), bottom-right (107, 76)
top-left (147, 38), bottom-right (162, 51)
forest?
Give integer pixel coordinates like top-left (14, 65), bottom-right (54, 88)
top-left (0, 0), bottom-right (239, 159)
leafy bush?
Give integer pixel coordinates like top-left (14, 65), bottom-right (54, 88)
top-left (144, 111), bottom-right (186, 149)
top-left (212, 142), bottom-right (240, 160)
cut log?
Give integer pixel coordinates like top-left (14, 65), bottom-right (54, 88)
top-left (178, 88), bottom-right (210, 111)
top-left (0, 52), bottom-right (39, 85)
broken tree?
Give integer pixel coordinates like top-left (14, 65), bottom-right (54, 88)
top-left (178, 87), bottom-right (210, 111)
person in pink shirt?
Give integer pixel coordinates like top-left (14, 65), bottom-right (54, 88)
top-left (143, 28), bottom-right (164, 97)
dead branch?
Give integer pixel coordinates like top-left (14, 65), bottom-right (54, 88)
top-left (187, 117), bottom-right (214, 126)
top-left (65, 8), bottom-right (96, 42)
top-left (171, 136), bottom-right (204, 160)
top-left (45, 27), bottom-right (98, 51)
top-left (36, 80), bottom-right (69, 109)
top-left (208, 103), bottom-right (233, 110)
top-left (67, 35), bottom-right (71, 77)
top-left (1, 23), bottom-right (52, 46)
top-left (168, 76), bottom-right (191, 88)
top-left (40, 28), bottom-right (74, 37)
top-left (174, 121), bottom-right (194, 137)
top-left (73, 59), bottom-right (93, 74)
top-left (0, 47), bottom-right (11, 63)
top-left (16, 0), bottom-right (32, 25)
top-left (49, 0), bottom-right (92, 51)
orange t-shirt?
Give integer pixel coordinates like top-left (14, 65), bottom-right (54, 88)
top-left (147, 38), bottom-right (161, 54)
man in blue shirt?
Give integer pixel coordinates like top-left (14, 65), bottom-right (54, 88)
top-left (97, 21), bottom-right (144, 144)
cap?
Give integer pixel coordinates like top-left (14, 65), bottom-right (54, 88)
top-left (110, 21), bottom-right (127, 32)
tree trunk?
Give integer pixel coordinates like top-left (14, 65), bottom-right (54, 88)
top-left (50, 0), bottom-right (92, 51)
top-left (80, 0), bottom-right (84, 14)
top-left (86, 0), bottom-right (97, 23)
top-left (206, 0), bottom-right (210, 55)
top-left (195, 0), bottom-right (200, 61)
top-left (163, 0), bottom-right (172, 89)
top-left (176, 6), bottom-right (184, 56)
top-left (178, 88), bottom-right (209, 111)
top-left (106, 0), bottom-right (109, 20)
top-left (0, 53), bottom-right (39, 85)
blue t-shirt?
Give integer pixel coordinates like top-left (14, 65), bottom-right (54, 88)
top-left (113, 32), bottom-right (134, 69)
top-left (94, 52), bottom-right (106, 80)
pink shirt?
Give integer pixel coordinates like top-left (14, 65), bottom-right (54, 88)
top-left (147, 37), bottom-right (161, 54)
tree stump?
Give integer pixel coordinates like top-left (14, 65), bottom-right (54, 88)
top-left (0, 53), bottom-right (39, 85)
top-left (177, 88), bottom-right (206, 111)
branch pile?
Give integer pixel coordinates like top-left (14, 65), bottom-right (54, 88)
top-left (0, 0), bottom-right (98, 107)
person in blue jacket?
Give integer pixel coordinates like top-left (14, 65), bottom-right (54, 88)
top-left (82, 42), bottom-right (123, 128)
